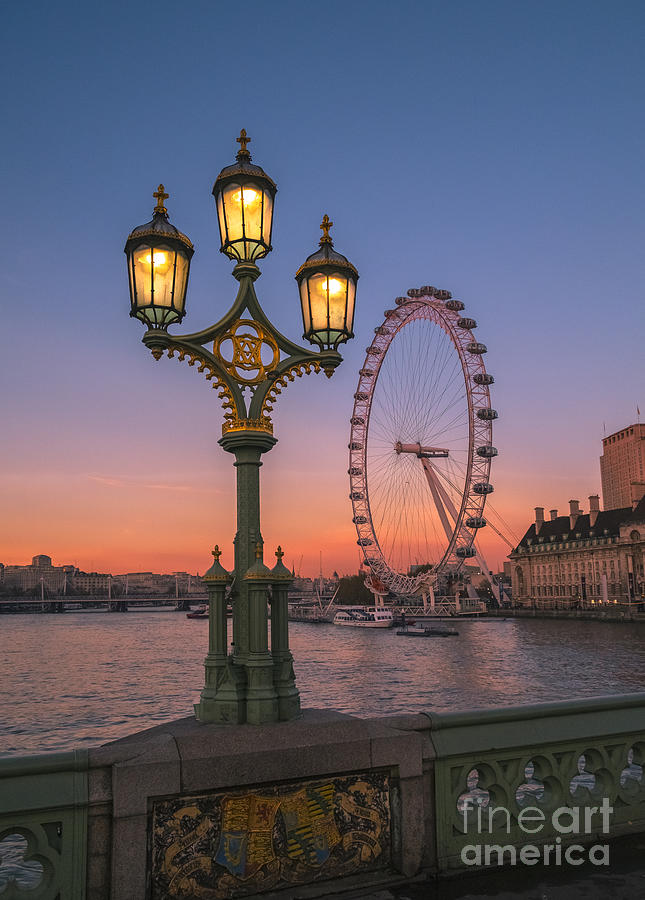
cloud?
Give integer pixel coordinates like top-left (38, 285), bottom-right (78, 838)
top-left (86, 474), bottom-right (210, 493)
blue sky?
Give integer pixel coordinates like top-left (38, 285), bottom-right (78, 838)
top-left (1, 1), bottom-right (643, 574)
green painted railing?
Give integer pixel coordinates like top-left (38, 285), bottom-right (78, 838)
top-left (422, 692), bottom-right (645, 870)
top-left (1, 693), bottom-right (645, 896)
top-left (0, 751), bottom-right (88, 900)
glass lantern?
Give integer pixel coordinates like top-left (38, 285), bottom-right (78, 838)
top-left (212, 130), bottom-right (276, 263)
top-left (295, 215), bottom-right (358, 350)
top-left (124, 185), bottom-right (194, 329)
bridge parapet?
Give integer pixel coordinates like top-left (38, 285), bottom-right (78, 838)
top-left (0, 751), bottom-right (88, 899)
top-left (1, 694), bottom-right (645, 897)
top-left (385, 692), bottom-right (645, 871)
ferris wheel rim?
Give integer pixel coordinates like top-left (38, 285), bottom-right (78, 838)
top-left (348, 290), bottom-right (495, 596)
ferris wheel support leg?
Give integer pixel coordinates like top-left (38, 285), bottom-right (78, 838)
top-left (421, 459), bottom-right (455, 546)
top-left (421, 583), bottom-right (436, 615)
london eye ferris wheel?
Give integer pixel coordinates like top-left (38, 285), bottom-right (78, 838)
top-left (348, 286), bottom-right (497, 597)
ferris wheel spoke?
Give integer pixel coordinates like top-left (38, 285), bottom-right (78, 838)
top-left (427, 409), bottom-right (470, 446)
top-left (420, 370), bottom-right (465, 442)
top-left (423, 380), bottom-right (468, 437)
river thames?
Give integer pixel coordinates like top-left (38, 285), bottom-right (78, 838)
top-left (2, 611), bottom-right (645, 757)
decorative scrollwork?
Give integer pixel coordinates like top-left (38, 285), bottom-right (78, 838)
top-left (214, 319), bottom-right (280, 386)
top-left (261, 361), bottom-right (322, 418)
top-left (166, 347), bottom-right (237, 427)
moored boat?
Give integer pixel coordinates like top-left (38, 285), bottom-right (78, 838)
top-left (396, 624), bottom-right (459, 637)
top-left (333, 606), bottom-right (394, 628)
top-left (186, 605), bottom-right (208, 619)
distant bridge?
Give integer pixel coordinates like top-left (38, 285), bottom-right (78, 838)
top-left (0, 594), bottom-right (208, 614)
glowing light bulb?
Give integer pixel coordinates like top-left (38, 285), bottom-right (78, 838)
top-left (140, 251), bottom-right (168, 267)
top-left (232, 187), bottom-right (260, 207)
top-left (327, 278), bottom-right (345, 296)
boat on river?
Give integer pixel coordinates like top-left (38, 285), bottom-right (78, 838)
top-left (186, 605), bottom-right (208, 619)
top-left (333, 606), bottom-right (394, 628)
top-left (396, 623), bottom-right (459, 637)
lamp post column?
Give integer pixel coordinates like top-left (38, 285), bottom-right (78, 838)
top-left (219, 429), bottom-right (278, 724)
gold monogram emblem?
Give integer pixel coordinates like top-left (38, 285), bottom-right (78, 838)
top-left (215, 320), bottom-right (280, 385)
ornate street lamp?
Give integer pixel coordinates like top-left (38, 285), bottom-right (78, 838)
top-left (212, 129), bottom-right (276, 264)
top-left (296, 215), bottom-right (358, 350)
top-left (124, 185), bottom-right (194, 329)
top-left (124, 132), bottom-right (358, 726)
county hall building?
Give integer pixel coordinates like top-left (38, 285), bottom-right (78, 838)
top-left (510, 425), bottom-right (645, 608)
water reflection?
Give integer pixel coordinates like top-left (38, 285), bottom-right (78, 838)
top-left (1, 613), bottom-right (645, 756)
top-left (0, 834), bottom-right (44, 889)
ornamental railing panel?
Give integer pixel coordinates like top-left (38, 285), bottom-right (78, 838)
top-left (0, 751), bottom-right (88, 900)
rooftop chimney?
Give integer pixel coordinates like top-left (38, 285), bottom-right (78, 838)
top-left (550, 509), bottom-right (558, 521)
top-left (535, 507), bottom-right (545, 534)
top-left (589, 494), bottom-right (600, 527)
top-left (569, 499), bottom-right (581, 530)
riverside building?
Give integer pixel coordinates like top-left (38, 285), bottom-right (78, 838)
top-left (0, 554), bottom-right (72, 593)
top-left (600, 422), bottom-right (645, 510)
top-left (510, 495), bottom-right (645, 608)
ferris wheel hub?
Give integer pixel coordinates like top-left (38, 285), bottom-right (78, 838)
top-left (395, 442), bottom-right (449, 458)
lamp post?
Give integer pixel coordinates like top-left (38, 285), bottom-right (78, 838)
top-left (124, 131), bottom-right (358, 724)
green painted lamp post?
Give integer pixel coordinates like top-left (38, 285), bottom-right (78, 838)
top-left (124, 131), bottom-right (358, 724)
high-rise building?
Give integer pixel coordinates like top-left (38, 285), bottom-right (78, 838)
top-left (600, 423), bottom-right (645, 510)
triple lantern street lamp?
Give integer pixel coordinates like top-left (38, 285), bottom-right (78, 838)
top-left (124, 131), bottom-right (358, 725)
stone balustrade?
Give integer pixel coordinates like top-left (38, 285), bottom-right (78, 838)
top-left (1, 693), bottom-right (644, 898)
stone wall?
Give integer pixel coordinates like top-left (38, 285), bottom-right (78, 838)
top-left (2, 693), bottom-right (645, 898)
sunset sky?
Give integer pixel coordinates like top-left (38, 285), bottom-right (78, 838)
top-left (1, 1), bottom-right (643, 577)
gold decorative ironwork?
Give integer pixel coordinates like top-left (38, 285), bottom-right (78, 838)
top-left (214, 319), bottom-right (280, 385)
top-left (212, 545), bottom-right (222, 561)
top-left (221, 417), bottom-right (274, 436)
top-left (320, 214), bottom-right (333, 244)
top-left (165, 346), bottom-right (237, 427)
top-left (275, 546), bottom-right (284, 560)
top-left (153, 184), bottom-right (169, 215)
top-left (261, 361), bottom-right (322, 418)
top-left (236, 128), bottom-right (251, 157)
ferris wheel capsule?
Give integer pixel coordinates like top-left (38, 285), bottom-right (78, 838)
top-left (456, 546), bottom-right (477, 559)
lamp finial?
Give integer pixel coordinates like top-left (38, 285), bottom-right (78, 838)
top-left (319, 214), bottom-right (333, 245)
top-left (275, 545), bottom-right (284, 561)
top-left (153, 184), bottom-right (169, 215)
top-left (236, 129), bottom-right (251, 160)
top-left (212, 545), bottom-right (221, 561)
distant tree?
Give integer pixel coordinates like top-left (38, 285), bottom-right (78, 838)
top-left (335, 575), bottom-right (373, 605)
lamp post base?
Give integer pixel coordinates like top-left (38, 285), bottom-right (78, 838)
top-left (244, 656), bottom-right (280, 725)
top-left (273, 654), bottom-right (301, 721)
top-left (194, 656), bottom-right (247, 724)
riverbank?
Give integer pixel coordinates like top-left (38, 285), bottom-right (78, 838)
top-left (489, 608), bottom-right (645, 623)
